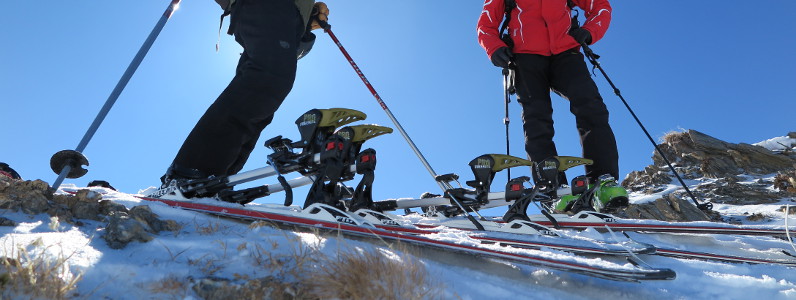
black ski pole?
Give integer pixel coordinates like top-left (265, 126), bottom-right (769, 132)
top-left (319, 21), bottom-right (485, 230)
top-left (502, 67), bottom-right (513, 183)
top-left (580, 43), bottom-right (712, 211)
top-left (50, 0), bottom-right (182, 191)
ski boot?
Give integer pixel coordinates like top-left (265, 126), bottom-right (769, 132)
top-left (0, 162), bottom-right (21, 180)
top-left (592, 174), bottom-right (629, 213)
top-left (553, 175), bottom-right (589, 213)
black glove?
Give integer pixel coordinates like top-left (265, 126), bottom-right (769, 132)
top-left (490, 47), bottom-right (513, 69)
top-left (569, 28), bottom-right (592, 45)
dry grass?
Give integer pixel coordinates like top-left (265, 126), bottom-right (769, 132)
top-left (0, 239), bottom-right (82, 300)
top-left (147, 274), bottom-right (189, 299)
top-left (187, 229), bottom-right (444, 300)
top-left (231, 231), bottom-right (443, 300)
top-left (192, 219), bottom-right (230, 236)
top-left (188, 254), bottom-right (225, 277)
top-left (306, 246), bottom-right (443, 300)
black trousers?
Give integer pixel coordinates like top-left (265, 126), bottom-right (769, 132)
top-left (513, 48), bottom-right (619, 182)
top-left (170, 0), bottom-right (304, 177)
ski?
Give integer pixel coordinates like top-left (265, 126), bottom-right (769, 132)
top-left (651, 247), bottom-right (796, 266)
top-left (351, 208), bottom-right (656, 256)
top-left (385, 205), bottom-right (796, 238)
top-left (133, 193), bottom-right (676, 281)
top-left (526, 211), bottom-right (796, 237)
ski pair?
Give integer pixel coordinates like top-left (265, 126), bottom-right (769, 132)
top-left (149, 108), bottom-right (392, 210)
top-left (407, 211), bottom-right (796, 266)
top-left (133, 193), bottom-right (676, 281)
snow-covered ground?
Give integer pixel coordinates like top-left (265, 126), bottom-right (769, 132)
top-left (1, 135), bottom-right (795, 299)
top-left (0, 182), bottom-right (794, 299)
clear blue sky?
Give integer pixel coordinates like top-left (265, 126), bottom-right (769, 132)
top-left (2, 1), bottom-right (794, 206)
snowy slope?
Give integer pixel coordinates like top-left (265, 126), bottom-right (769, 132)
top-left (1, 136), bottom-right (795, 299)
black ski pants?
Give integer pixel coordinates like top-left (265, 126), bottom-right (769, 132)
top-left (170, 0), bottom-right (304, 177)
top-left (513, 48), bottom-right (619, 182)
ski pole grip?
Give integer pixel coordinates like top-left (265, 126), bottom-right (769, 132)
top-left (581, 43), bottom-right (600, 60)
top-left (318, 20), bottom-right (331, 31)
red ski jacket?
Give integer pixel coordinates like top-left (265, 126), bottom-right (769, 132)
top-left (477, 0), bottom-right (612, 58)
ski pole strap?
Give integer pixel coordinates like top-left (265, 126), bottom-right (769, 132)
top-left (267, 156), bottom-right (294, 206)
top-left (277, 175), bottom-right (293, 206)
top-left (499, 0), bottom-right (516, 48)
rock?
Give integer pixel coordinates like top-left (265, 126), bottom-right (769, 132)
top-left (103, 211), bottom-right (154, 249)
top-left (623, 130), bottom-right (796, 221)
top-left (0, 217), bottom-right (16, 226)
top-left (102, 205), bottom-right (180, 249)
top-left (0, 180), bottom-right (54, 215)
top-left (746, 213), bottom-right (769, 222)
top-left (651, 130), bottom-right (796, 179)
top-left (623, 194), bottom-right (711, 222)
top-left (99, 200), bottom-right (129, 216)
top-left (622, 165), bottom-right (672, 193)
top-left (129, 206), bottom-right (181, 233)
top-left (0, 181), bottom-right (179, 249)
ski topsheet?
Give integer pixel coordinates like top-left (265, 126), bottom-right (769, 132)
top-left (130, 193), bottom-right (675, 282)
top-left (64, 184), bottom-right (796, 268)
top-left (527, 211), bottom-right (796, 237)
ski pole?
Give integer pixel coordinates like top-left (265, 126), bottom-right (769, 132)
top-left (50, 0), bottom-right (182, 191)
top-left (319, 22), bottom-right (485, 230)
top-left (502, 67), bottom-right (514, 183)
top-left (319, 23), bottom-right (440, 189)
top-left (579, 43), bottom-right (712, 211)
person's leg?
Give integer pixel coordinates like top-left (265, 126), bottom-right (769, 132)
top-left (549, 48), bottom-right (619, 181)
top-left (169, 0), bottom-right (304, 178)
top-left (514, 54), bottom-right (567, 185)
top-left (514, 54), bottom-right (557, 162)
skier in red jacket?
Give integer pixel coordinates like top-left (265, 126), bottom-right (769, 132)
top-left (477, 0), bottom-right (619, 190)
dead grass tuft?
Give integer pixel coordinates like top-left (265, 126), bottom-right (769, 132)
top-left (0, 240), bottom-right (82, 300)
top-left (225, 232), bottom-right (443, 300)
top-left (147, 274), bottom-right (189, 299)
top-left (306, 246), bottom-right (443, 300)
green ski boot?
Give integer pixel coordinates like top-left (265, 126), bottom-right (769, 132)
top-left (592, 174), bottom-right (629, 213)
top-left (552, 175), bottom-right (589, 213)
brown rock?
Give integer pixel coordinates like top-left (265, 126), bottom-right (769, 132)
top-left (623, 194), bottom-right (710, 222)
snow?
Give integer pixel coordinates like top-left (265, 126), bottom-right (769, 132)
top-left (1, 179), bottom-right (794, 300)
top-left (754, 135), bottom-right (796, 152)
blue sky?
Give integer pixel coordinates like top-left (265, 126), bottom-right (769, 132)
top-left (2, 1), bottom-right (794, 207)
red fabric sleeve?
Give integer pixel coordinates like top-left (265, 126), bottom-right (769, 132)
top-left (477, 0), bottom-right (508, 58)
top-left (574, 0), bottom-right (612, 44)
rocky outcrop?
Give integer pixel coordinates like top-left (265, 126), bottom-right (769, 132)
top-left (621, 130), bottom-right (796, 222)
top-left (623, 194), bottom-right (716, 222)
top-left (0, 176), bottom-right (179, 249)
top-left (651, 130), bottom-right (796, 178)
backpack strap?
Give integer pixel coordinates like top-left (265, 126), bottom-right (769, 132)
top-left (499, 0), bottom-right (517, 48)
top-left (215, 0), bottom-right (237, 51)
